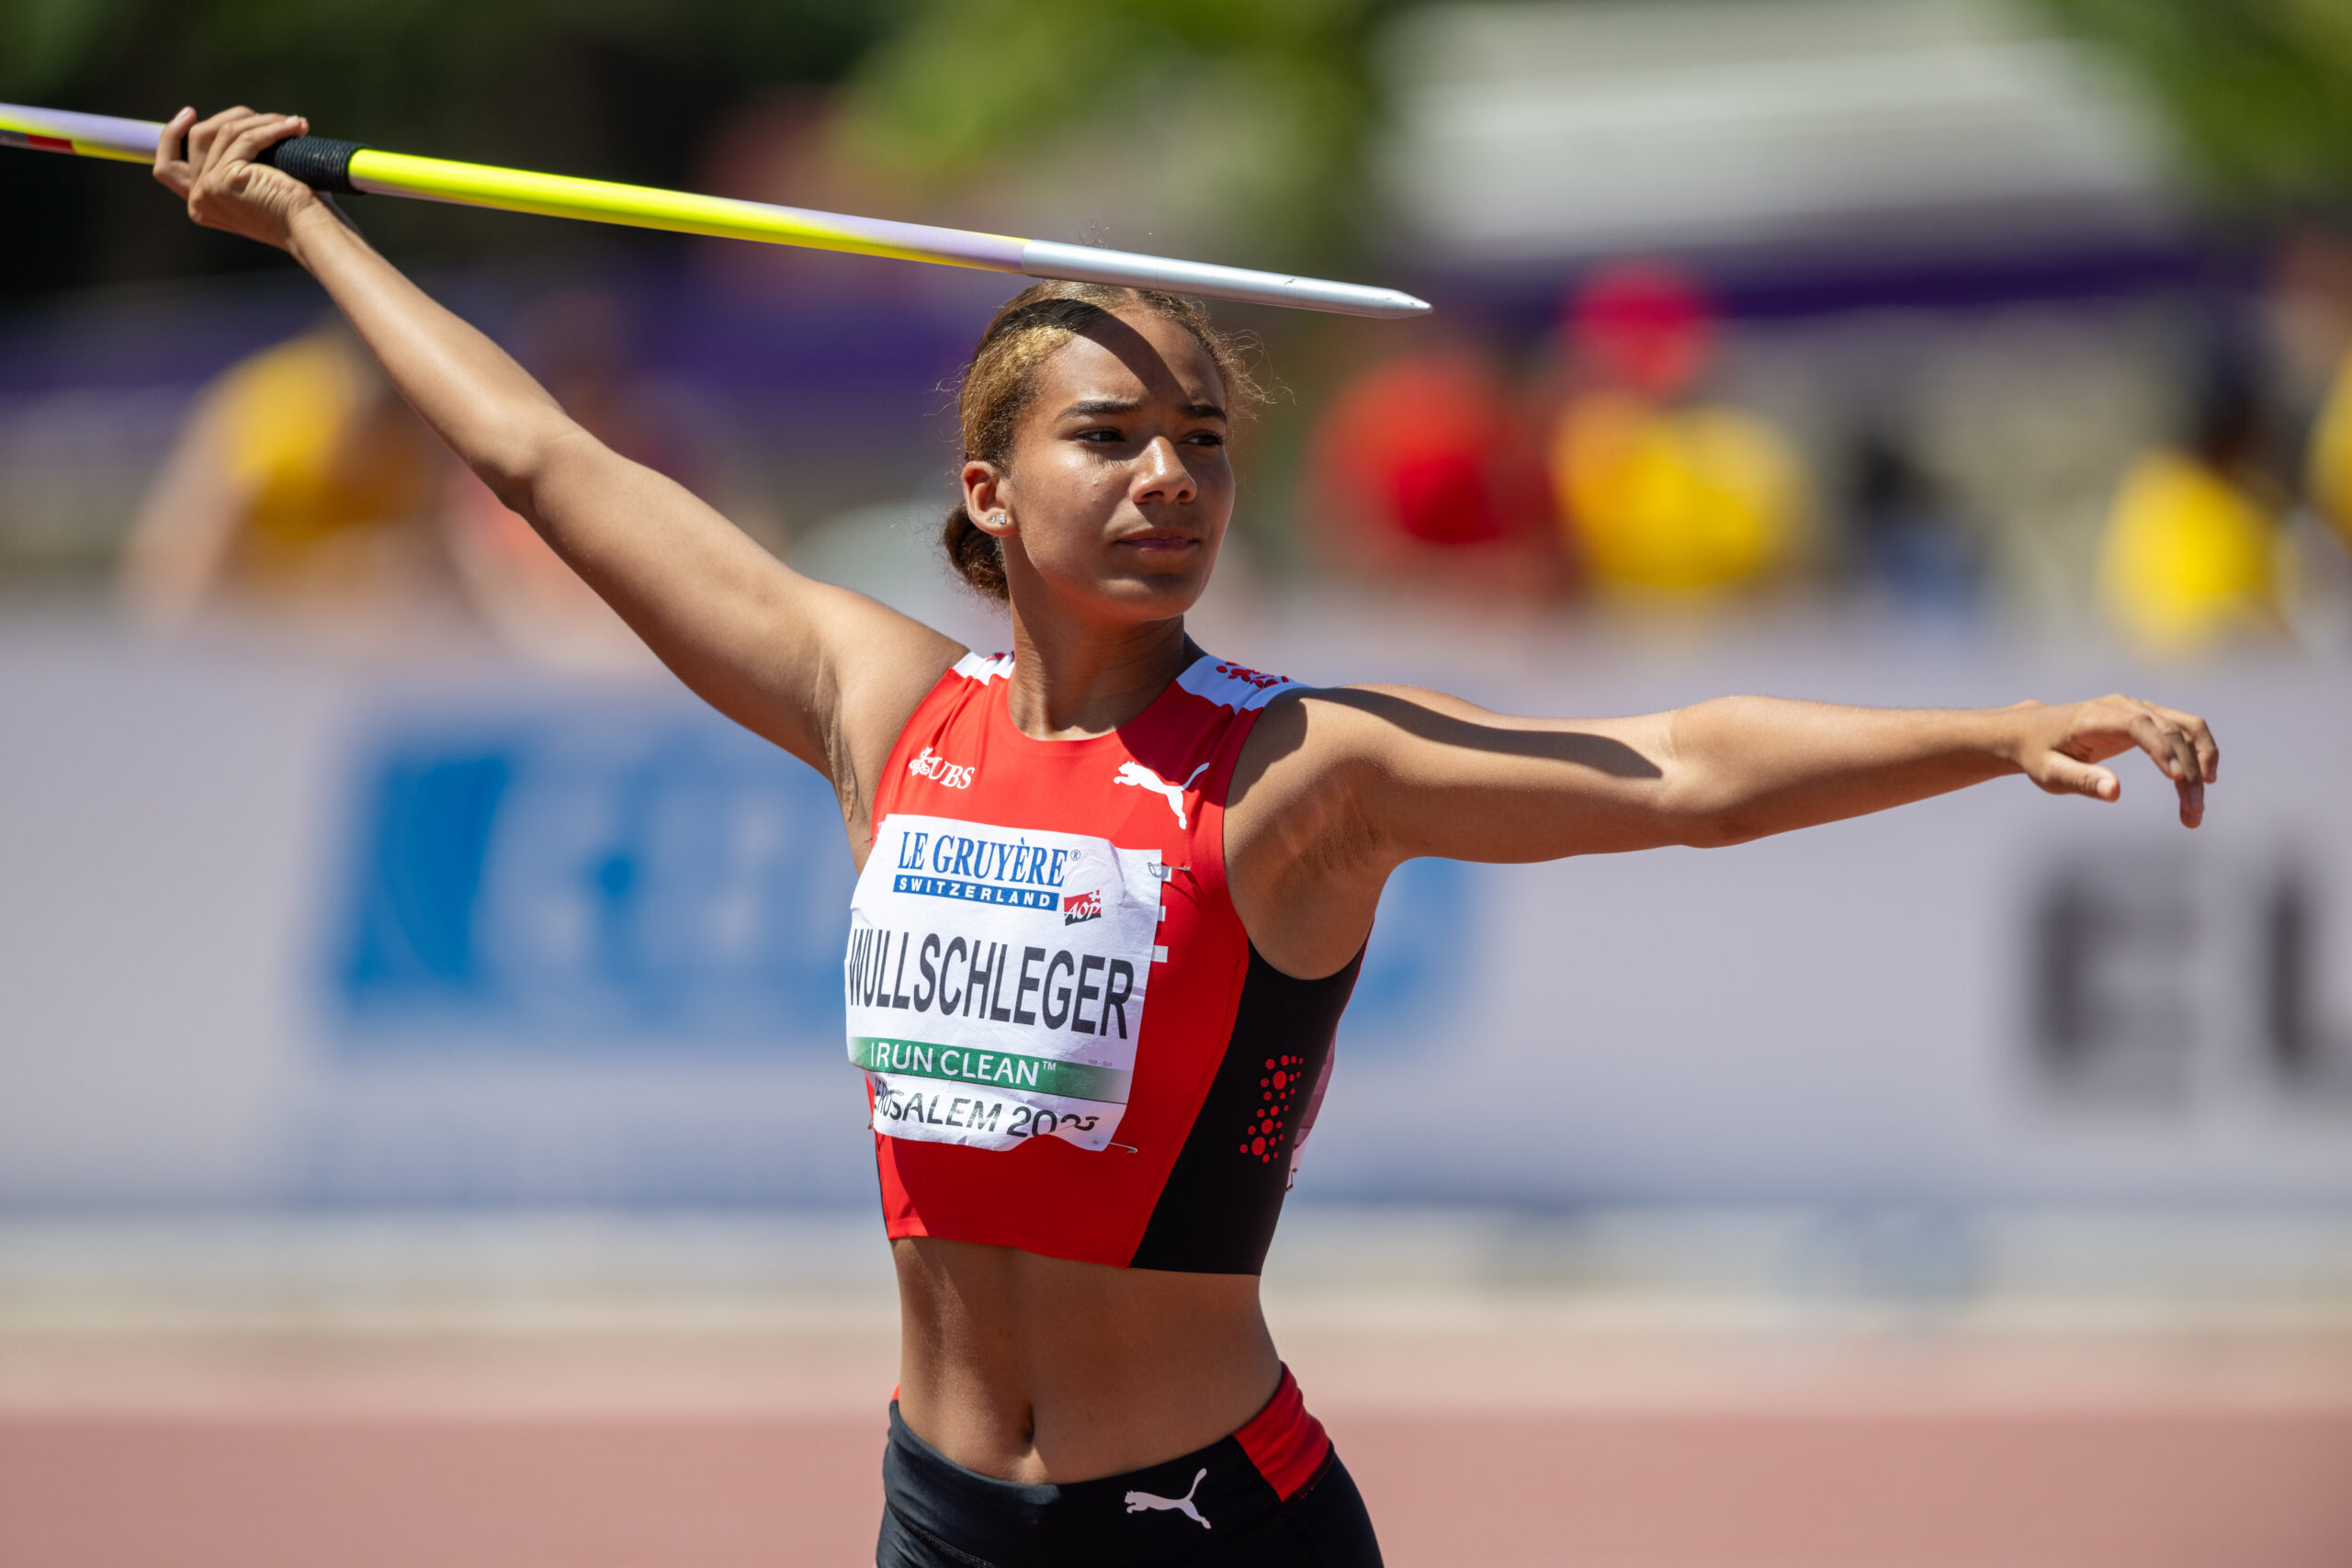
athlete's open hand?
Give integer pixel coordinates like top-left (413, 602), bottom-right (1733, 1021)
top-left (2006, 694), bottom-right (2218, 828)
top-left (153, 107), bottom-right (321, 251)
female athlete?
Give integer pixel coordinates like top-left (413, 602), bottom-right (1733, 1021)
top-left (156, 107), bottom-right (2220, 1568)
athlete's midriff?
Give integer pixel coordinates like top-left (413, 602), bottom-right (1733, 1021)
top-left (892, 1235), bottom-right (1279, 1482)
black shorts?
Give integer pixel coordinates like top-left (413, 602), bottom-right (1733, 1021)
top-left (876, 1368), bottom-right (1384, 1567)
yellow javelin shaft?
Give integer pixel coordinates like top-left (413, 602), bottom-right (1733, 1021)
top-left (347, 150), bottom-right (1027, 272)
top-left (0, 102), bottom-right (1432, 317)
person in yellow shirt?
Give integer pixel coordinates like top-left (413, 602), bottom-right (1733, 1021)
top-left (2304, 347), bottom-right (2352, 552)
top-left (2096, 338), bottom-right (2281, 653)
top-left (1544, 263), bottom-right (1807, 600)
top-left (120, 323), bottom-right (453, 627)
top-left (1551, 389), bottom-right (1805, 594)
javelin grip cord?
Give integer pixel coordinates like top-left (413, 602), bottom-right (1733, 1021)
top-left (254, 135), bottom-right (364, 194)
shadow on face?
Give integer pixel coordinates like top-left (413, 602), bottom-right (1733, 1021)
top-left (985, 308), bottom-right (1238, 623)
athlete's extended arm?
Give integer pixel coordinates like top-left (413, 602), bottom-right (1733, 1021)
top-left (1229, 685), bottom-right (2215, 974)
top-left (1353, 687), bottom-right (2214, 858)
top-left (154, 107), bottom-right (959, 811)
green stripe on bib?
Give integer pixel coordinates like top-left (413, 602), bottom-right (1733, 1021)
top-left (852, 1036), bottom-right (1133, 1103)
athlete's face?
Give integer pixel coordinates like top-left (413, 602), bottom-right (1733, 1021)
top-left (965, 308), bottom-right (1235, 625)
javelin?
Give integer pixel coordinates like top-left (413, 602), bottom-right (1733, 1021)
top-left (2, 102), bottom-right (1430, 321)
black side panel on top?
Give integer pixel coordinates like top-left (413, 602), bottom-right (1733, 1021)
top-left (1128, 944), bottom-right (1363, 1274)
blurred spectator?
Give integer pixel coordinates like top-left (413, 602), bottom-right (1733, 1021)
top-left (1904, 308), bottom-right (2166, 628)
top-left (120, 324), bottom-right (457, 630)
top-left (1847, 423), bottom-right (1984, 616)
top-left (2096, 328), bottom-right (2283, 653)
top-left (2277, 226), bottom-right (2352, 649)
top-left (1306, 346), bottom-right (1560, 598)
top-left (122, 298), bottom-right (682, 665)
top-left (1544, 264), bottom-right (1808, 599)
top-left (2286, 229), bottom-right (2352, 554)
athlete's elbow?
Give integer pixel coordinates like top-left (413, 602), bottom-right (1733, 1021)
top-left (477, 420), bottom-right (593, 522)
top-left (1651, 773), bottom-right (1768, 849)
top-left (1679, 811), bottom-right (1770, 850)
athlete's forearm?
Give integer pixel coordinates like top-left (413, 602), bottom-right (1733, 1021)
top-left (283, 201), bottom-right (577, 500)
top-left (1288, 688), bottom-right (2011, 871)
top-left (1659, 696), bottom-right (2025, 846)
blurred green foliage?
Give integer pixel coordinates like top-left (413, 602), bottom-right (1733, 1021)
top-left (1, 0), bottom-right (890, 161)
top-left (0, 0), bottom-right (896, 294)
top-left (2035, 0), bottom-right (2352, 209)
top-left (842, 0), bottom-right (1393, 268)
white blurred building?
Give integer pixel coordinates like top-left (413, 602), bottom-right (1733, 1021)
top-left (1376, 0), bottom-right (2177, 265)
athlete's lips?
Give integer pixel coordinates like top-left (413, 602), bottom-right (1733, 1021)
top-left (1113, 527), bottom-right (1204, 553)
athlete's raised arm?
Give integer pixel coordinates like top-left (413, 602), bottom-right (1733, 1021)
top-left (154, 107), bottom-right (961, 819)
top-left (1229, 686), bottom-right (2217, 977)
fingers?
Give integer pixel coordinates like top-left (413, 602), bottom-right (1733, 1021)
top-left (152, 107), bottom-right (197, 195)
top-left (219, 112), bottom-right (308, 174)
top-left (2154, 703), bottom-right (2220, 784)
top-left (177, 109), bottom-right (314, 243)
top-left (184, 106), bottom-right (252, 183)
top-left (2122, 710), bottom-right (2192, 784)
top-left (185, 107), bottom-right (303, 188)
top-left (2036, 752), bottom-right (2120, 804)
top-left (2107, 691), bottom-right (2211, 827)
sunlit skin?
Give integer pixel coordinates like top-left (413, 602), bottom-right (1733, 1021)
top-left (156, 107), bottom-right (2222, 1486)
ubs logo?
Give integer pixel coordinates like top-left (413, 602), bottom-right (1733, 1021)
top-left (907, 748), bottom-right (975, 790)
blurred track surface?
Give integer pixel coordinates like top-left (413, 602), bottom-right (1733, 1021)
top-left (6, 1327), bottom-right (2350, 1567)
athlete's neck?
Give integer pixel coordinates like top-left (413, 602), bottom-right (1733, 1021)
top-left (1001, 612), bottom-right (1193, 740)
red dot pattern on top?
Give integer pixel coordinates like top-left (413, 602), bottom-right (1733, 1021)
top-left (1239, 1054), bottom-right (1306, 1165)
top-left (1214, 661), bottom-right (1288, 692)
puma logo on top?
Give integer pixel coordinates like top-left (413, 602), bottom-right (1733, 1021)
top-left (1114, 761), bottom-right (1210, 829)
top-left (1124, 1467), bottom-right (1212, 1529)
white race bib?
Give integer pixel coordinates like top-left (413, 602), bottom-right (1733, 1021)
top-left (846, 815), bottom-right (1163, 1151)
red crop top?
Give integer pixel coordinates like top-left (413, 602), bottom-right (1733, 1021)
top-left (845, 650), bottom-right (1361, 1274)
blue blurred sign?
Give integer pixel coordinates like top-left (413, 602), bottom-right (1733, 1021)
top-left (333, 706), bottom-right (854, 1054)
top-left (1340, 855), bottom-right (1475, 1057)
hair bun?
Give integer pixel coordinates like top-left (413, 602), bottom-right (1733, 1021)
top-left (942, 503), bottom-right (1009, 599)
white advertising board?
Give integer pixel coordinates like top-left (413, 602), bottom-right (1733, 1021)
top-left (1, 612), bottom-right (2345, 1211)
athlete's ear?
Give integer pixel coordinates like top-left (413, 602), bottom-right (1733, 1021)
top-left (961, 460), bottom-right (1016, 536)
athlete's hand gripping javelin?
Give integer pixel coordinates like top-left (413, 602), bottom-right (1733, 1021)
top-left (154, 107), bottom-right (322, 248)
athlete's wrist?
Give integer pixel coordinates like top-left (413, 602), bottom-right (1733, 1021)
top-left (1981, 700), bottom-right (2047, 775)
top-left (284, 197), bottom-right (356, 270)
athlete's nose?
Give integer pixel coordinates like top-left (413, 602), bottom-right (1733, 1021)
top-left (1133, 435), bottom-right (1197, 506)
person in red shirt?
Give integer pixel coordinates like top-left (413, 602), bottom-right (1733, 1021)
top-left (155, 107), bottom-right (2220, 1568)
